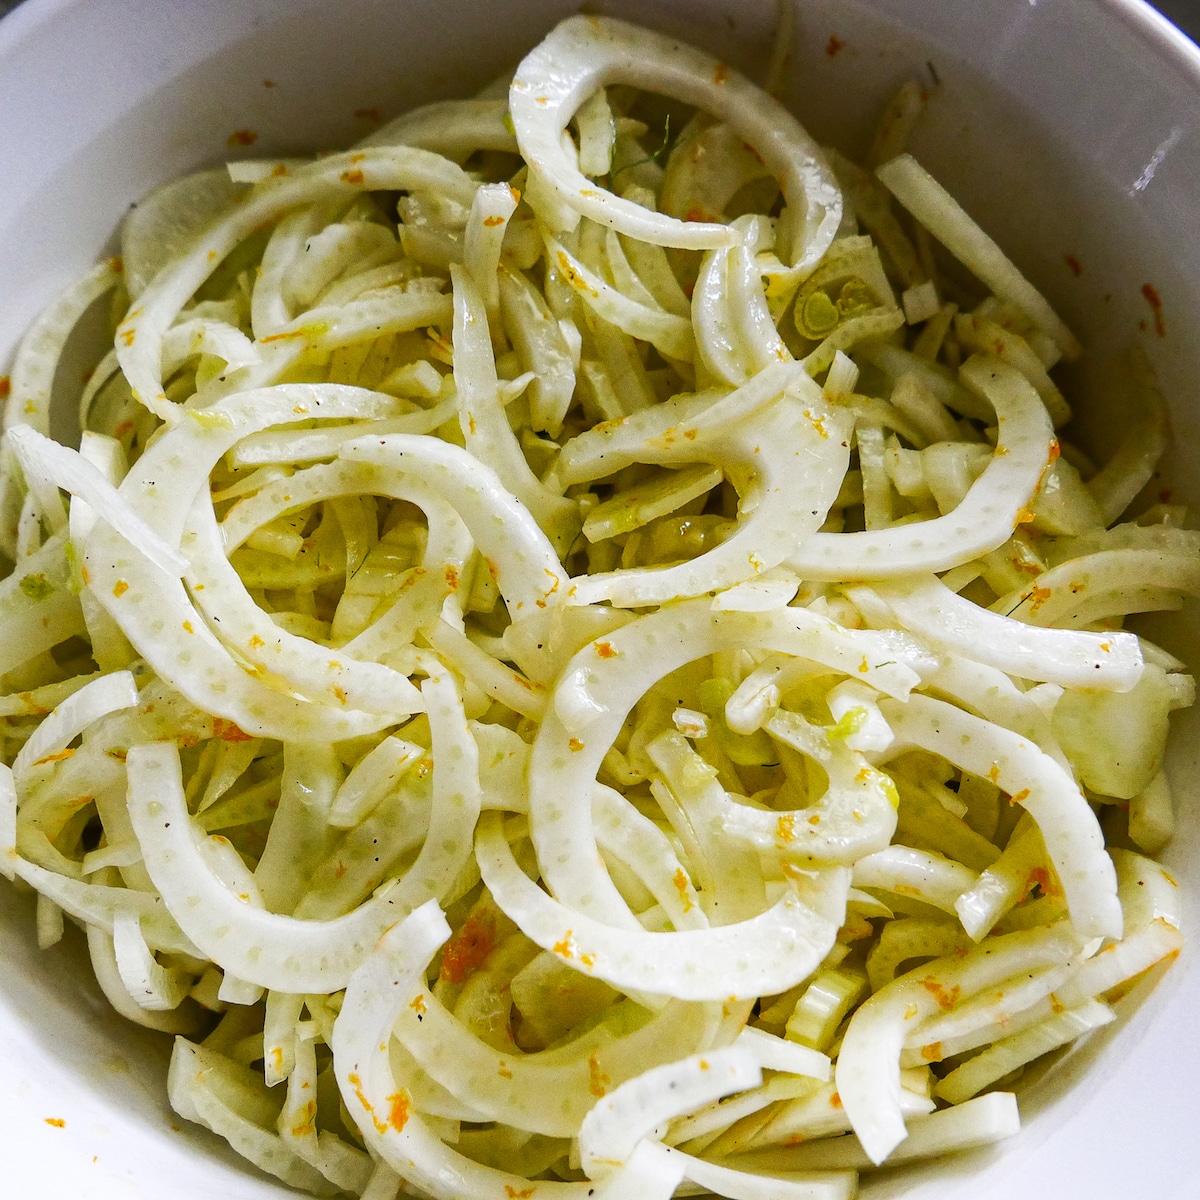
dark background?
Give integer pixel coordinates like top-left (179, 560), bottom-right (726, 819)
top-left (1154, 0), bottom-right (1200, 38)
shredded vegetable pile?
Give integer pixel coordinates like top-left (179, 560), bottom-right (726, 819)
top-left (1, 14), bottom-right (1194, 1199)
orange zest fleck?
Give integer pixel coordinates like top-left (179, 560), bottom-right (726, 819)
top-left (341, 168), bottom-right (365, 186)
top-left (776, 813), bottom-right (797, 843)
top-left (440, 909), bottom-right (498, 983)
top-left (227, 129), bottom-right (258, 148)
top-left (555, 250), bottom-right (597, 297)
top-left (568, 737), bottom-right (585, 753)
top-left (355, 107), bottom-right (383, 121)
top-left (552, 930), bottom-right (576, 959)
top-left (588, 1053), bottom-right (610, 1098)
top-left (391, 567), bottom-right (424, 597)
top-left (826, 34), bottom-right (846, 56)
top-left (44, 1118), bottom-right (66, 1129)
top-left (505, 1187), bottom-right (536, 1199)
top-left (1027, 585), bottom-right (1052, 613)
top-left (347, 1072), bottom-right (387, 1133)
top-left (1027, 865), bottom-right (1061, 897)
top-left (921, 1042), bottom-right (943, 1062)
top-left (713, 62), bottom-right (729, 84)
top-left (387, 1091), bottom-right (410, 1132)
top-left (483, 214), bottom-right (507, 227)
top-left (920, 976), bottom-right (962, 1011)
top-left (0, 377), bottom-right (10, 400)
top-left (112, 580), bottom-right (130, 598)
top-left (213, 717), bottom-right (254, 743)
top-left (1065, 255), bottom-right (1083, 277)
top-left (673, 867), bottom-right (694, 912)
top-left (291, 1099), bottom-right (317, 1137)
top-left (1141, 283), bottom-right (1166, 337)
top-left (595, 641), bottom-right (616, 659)
top-left (259, 329), bottom-right (309, 344)
top-left (33, 748), bottom-right (76, 766)
top-left (444, 565), bottom-right (459, 590)
top-left (1009, 787), bottom-right (1031, 806)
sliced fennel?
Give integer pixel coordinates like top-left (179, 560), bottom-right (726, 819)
top-left (0, 14), bottom-right (1190, 1200)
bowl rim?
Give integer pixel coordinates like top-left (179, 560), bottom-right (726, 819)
top-left (3, 0), bottom-right (1200, 77)
top-left (1103, 0), bottom-right (1200, 83)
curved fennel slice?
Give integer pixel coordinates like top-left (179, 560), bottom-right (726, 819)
top-left (787, 355), bottom-right (1058, 579)
top-left (126, 742), bottom-right (413, 992)
top-left (510, 15), bottom-right (840, 266)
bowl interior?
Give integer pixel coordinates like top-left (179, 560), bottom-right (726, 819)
top-left (0, 0), bottom-right (1198, 1196)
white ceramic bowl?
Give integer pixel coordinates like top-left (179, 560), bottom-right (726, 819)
top-left (1, 1), bottom-right (1198, 1197)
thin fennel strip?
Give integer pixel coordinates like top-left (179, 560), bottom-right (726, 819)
top-left (876, 154), bottom-right (1081, 362)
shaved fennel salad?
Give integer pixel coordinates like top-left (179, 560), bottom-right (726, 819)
top-left (0, 12), bottom-right (1192, 1199)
